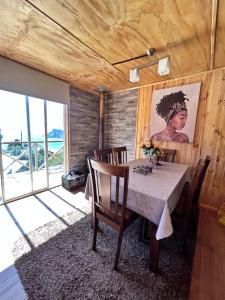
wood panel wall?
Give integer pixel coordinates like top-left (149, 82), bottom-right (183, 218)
top-left (135, 68), bottom-right (225, 210)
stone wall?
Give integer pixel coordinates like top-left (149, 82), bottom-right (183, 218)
top-left (70, 86), bottom-right (99, 171)
top-left (104, 89), bottom-right (138, 161)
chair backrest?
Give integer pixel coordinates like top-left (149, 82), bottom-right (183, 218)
top-left (112, 146), bottom-right (127, 165)
top-left (88, 158), bottom-right (129, 222)
top-left (175, 156), bottom-right (211, 217)
top-left (161, 148), bottom-right (176, 163)
top-left (181, 161), bottom-right (205, 216)
top-left (193, 155), bottom-right (211, 203)
top-left (94, 148), bottom-right (113, 164)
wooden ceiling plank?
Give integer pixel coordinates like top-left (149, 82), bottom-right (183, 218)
top-left (210, 0), bottom-right (219, 70)
top-left (0, 0), bottom-right (132, 92)
top-left (26, 0), bottom-right (123, 70)
top-left (28, 0), bottom-right (212, 85)
top-left (214, 0), bottom-right (225, 68)
top-left (0, 0), bottom-right (219, 92)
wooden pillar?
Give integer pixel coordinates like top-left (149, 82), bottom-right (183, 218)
top-left (99, 91), bottom-right (105, 149)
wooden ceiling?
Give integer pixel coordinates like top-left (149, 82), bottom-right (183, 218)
top-left (0, 0), bottom-right (224, 94)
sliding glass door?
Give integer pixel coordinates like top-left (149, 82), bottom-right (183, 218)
top-left (0, 89), bottom-right (66, 203)
top-left (46, 101), bottom-right (65, 187)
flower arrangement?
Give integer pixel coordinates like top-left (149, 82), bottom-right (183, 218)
top-left (141, 138), bottom-right (162, 160)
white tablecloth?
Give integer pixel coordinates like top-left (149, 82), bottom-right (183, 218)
top-left (85, 158), bottom-right (189, 240)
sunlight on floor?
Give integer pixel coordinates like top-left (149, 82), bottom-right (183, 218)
top-left (0, 186), bottom-right (88, 272)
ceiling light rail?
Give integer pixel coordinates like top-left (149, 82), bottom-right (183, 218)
top-left (112, 48), bottom-right (155, 66)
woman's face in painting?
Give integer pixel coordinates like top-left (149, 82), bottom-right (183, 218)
top-left (170, 110), bottom-right (187, 130)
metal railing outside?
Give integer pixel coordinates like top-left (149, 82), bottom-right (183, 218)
top-left (1, 140), bottom-right (64, 175)
top-left (0, 140), bottom-right (65, 203)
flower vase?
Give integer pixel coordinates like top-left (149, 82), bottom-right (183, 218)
top-left (146, 156), bottom-right (153, 172)
top-left (152, 155), bottom-right (157, 169)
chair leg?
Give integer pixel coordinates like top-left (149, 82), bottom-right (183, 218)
top-left (91, 200), bottom-right (98, 230)
top-left (138, 217), bottom-right (144, 242)
top-left (182, 211), bottom-right (192, 256)
top-left (91, 197), bottom-right (94, 229)
top-left (149, 222), bottom-right (160, 273)
top-left (181, 225), bottom-right (187, 255)
top-left (92, 217), bottom-right (98, 251)
top-left (192, 205), bottom-right (199, 233)
top-left (114, 228), bottom-right (124, 271)
top-left (144, 218), bottom-right (149, 240)
top-left (91, 216), bottom-right (93, 229)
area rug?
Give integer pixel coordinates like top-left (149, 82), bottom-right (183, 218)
top-left (13, 201), bottom-right (194, 300)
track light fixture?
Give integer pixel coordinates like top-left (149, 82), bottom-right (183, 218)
top-left (112, 47), bottom-right (169, 83)
top-left (129, 56), bottom-right (170, 83)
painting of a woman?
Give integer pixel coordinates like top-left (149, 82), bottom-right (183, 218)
top-left (150, 82), bottom-right (201, 143)
top-left (151, 91), bottom-right (189, 142)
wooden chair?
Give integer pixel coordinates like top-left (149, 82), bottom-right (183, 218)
top-left (160, 148), bottom-right (176, 163)
top-left (193, 155), bottom-right (210, 202)
top-left (139, 156), bottom-right (211, 248)
top-left (191, 155), bottom-right (211, 228)
top-left (94, 148), bottom-right (113, 164)
top-left (172, 155), bottom-right (211, 251)
top-left (91, 149), bottom-right (113, 229)
top-left (112, 146), bottom-right (127, 165)
top-left (88, 158), bottom-right (139, 270)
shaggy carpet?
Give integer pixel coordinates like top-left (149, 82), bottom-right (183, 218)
top-left (13, 200), bottom-right (194, 300)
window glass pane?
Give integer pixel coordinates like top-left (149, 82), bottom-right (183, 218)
top-left (47, 101), bottom-right (64, 187)
top-left (0, 90), bottom-right (31, 200)
top-left (29, 97), bottom-right (48, 191)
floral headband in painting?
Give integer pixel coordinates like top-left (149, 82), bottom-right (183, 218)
top-left (164, 102), bottom-right (187, 122)
top-left (156, 91), bottom-right (189, 123)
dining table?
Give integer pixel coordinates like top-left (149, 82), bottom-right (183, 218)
top-left (85, 158), bottom-right (189, 272)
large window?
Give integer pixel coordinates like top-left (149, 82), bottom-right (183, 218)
top-left (0, 90), bottom-right (67, 203)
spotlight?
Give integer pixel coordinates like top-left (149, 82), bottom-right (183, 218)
top-left (158, 57), bottom-right (170, 76)
top-left (129, 68), bottom-right (140, 82)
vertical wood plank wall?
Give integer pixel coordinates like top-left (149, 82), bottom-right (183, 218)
top-left (135, 68), bottom-right (225, 210)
